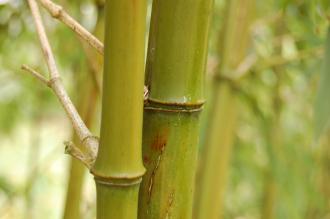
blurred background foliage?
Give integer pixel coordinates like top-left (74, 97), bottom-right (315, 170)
top-left (0, 0), bottom-right (329, 218)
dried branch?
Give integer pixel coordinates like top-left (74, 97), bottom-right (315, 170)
top-left (38, 0), bottom-right (104, 55)
top-left (26, 0), bottom-right (98, 166)
top-left (40, 0), bottom-right (150, 100)
top-left (64, 141), bottom-right (94, 169)
top-left (21, 64), bottom-right (49, 86)
top-left (38, 0), bottom-right (151, 101)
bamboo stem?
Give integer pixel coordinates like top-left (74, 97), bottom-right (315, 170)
top-left (194, 1), bottom-right (255, 218)
top-left (138, 0), bottom-right (214, 218)
top-left (91, 0), bottom-right (147, 218)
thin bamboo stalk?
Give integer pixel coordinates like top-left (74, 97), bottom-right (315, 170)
top-left (321, 133), bottom-right (330, 212)
top-left (138, 0), bottom-right (214, 218)
top-left (63, 84), bottom-right (98, 219)
top-left (62, 7), bottom-right (104, 218)
top-left (62, 157), bottom-right (85, 219)
top-left (91, 0), bottom-right (147, 218)
top-left (194, 1), bottom-right (255, 219)
top-left (261, 72), bottom-right (282, 219)
top-left (261, 16), bottom-right (285, 219)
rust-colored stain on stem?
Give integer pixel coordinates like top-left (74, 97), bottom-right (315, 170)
top-left (151, 130), bottom-right (168, 151)
top-left (143, 155), bottom-right (150, 164)
top-left (147, 145), bottom-right (164, 204)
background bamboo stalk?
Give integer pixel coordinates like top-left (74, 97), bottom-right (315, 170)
top-left (62, 7), bottom-right (104, 218)
top-left (321, 132), bottom-right (330, 212)
top-left (24, 104), bottom-right (42, 219)
top-left (62, 157), bottom-right (85, 219)
top-left (261, 70), bottom-right (283, 219)
top-left (138, 0), bottom-right (214, 218)
top-left (63, 84), bottom-right (98, 219)
top-left (91, 0), bottom-right (147, 218)
top-left (194, 1), bottom-right (255, 218)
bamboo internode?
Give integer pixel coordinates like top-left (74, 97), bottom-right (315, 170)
top-left (91, 0), bottom-right (148, 218)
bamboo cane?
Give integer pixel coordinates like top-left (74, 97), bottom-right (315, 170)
top-left (91, 0), bottom-right (147, 218)
top-left (138, 0), bottom-right (214, 218)
top-left (194, 1), bottom-right (255, 218)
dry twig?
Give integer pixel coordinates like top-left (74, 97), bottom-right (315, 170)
top-left (38, 0), bottom-right (104, 55)
top-left (25, 0), bottom-right (98, 167)
top-left (38, 0), bottom-right (150, 100)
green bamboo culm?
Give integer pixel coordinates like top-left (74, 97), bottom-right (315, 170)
top-left (194, 1), bottom-right (255, 219)
top-left (138, 0), bottom-right (214, 218)
top-left (91, 0), bottom-right (147, 218)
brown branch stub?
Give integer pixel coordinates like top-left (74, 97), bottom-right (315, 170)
top-left (46, 76), bottom-right (62, 88)
top-left (144, 85), bottom-right (149, 102)
top-left (25, 0), bottom-right (99, 168)
top-left (38, 0), bottom-right (104, 55)
top-left (64, 141), bottom-right (94, 169)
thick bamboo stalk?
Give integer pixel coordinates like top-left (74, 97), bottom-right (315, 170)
top-left (91, 0), bottom-right (147, 218)
top-left (138, 0), bottom-right (214, 218)
top-left (194, 1), bottom-right (254, 219)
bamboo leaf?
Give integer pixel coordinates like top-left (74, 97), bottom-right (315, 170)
top-left (315, 27), bottom-right (330, 138)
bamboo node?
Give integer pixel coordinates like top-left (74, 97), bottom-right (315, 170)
top-left (49, 2), bottom-right (63, 18)
top-left (93, 175), bottom-right (143, 187)
top-left (144, 98), bottom-right (205, 113)
top-left (81, 135), bottom-right (99, 144)
top-left (47, 76), bottom-right (62, 88)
